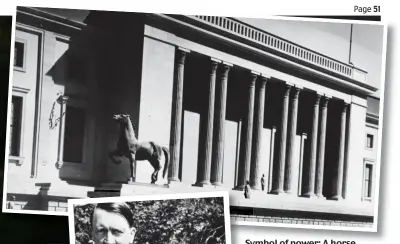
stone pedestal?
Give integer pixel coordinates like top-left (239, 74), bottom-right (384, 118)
top-left (89, 182), bottom-right (172, 198)
top-left (88, 191), bottom-right (121, 198)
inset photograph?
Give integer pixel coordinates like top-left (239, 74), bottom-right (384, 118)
top-left (68, 191), bottom-right (230, 244)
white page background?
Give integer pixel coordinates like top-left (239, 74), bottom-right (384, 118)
top-left (1, 0), bottom-right (398, 243)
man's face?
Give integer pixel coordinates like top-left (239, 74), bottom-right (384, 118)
top-left (92, 208), bottom-right (136, 244)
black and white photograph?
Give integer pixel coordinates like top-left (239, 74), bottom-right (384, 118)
top-left (2, 5), bottom-right (387, 232)
top-left (68, 191), bottom-right (231, 244)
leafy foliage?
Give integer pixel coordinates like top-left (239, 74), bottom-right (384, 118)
top-left (75, 204), bottom-right (95, 244)
top-left (74, 197), bottom-right (226, 244)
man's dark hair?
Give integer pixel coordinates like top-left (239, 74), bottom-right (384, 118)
top-left (91, 202), bottom-right (134, 228)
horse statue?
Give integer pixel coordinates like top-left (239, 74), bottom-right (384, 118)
top-left (108, 113), bottom-right (170, 184)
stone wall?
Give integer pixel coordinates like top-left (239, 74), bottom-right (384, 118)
top-left (6, 193), bottom-right (69, 212)
top-left (231, 214), bottom-right (374, 228)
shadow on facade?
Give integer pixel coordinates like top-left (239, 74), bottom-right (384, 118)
top-left (44, 11), bottom-right (147, 184)
top-left (6, 183), bottom-right (70, 211)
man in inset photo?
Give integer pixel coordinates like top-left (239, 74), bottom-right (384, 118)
top-left (90, 202), bottom-right (136, 244)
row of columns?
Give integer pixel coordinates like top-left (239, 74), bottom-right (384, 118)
top-left (304, 94), bottom-right (330, 198)
top-left (167, 47), bottom-right (349, 200)
top-left (168, 48), bottom-right (234, 186)
top-left (195, 58), bottom-right (232, 186)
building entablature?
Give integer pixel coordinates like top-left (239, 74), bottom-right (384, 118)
top-left (16, 7), bottom-right (86, 39)
top-left (16, 7), bottom-right (378, 98)
top-left (146, 13), bottom-right (377, 97)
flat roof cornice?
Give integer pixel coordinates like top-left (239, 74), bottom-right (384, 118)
top-left (150, 13), bottom-right (378, 95)
top-left (16, 6), bottom-right (86, 36)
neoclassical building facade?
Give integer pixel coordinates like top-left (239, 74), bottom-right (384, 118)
top-left (4, 7), bottom-right (383, 228)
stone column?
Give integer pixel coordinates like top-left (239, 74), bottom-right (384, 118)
top-left (250, 75), bottom-right (268, 190)
top-left (298, 133), bottom-right (307, 196)
top-left (268, 126), bottom-right (277, 192)
top-left (304, 93), bottom-right (321, 197)
top-left (168, 48), bottom-right (190, 182)
top-left (196, 58), bottom-right (219, 186)
top-left (285, 87), bottom-right (301, 194)
top-left (272, 84), bottom-right (291, 194)
top-left (211, 62), bottom-right (232, 185)
top-left (234, 119), bottom-right (242, 186)
top-left (235, 72), bottom-right (258, 190)
top-left (332, 102), bottom-right (348, 200)
top-left (55, 95), bottom-right (69, 169)
top-left (315, 96), bottom-right (330, 198)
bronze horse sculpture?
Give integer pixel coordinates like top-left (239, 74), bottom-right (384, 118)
top-left (109, 113), bottom-right (170, 184)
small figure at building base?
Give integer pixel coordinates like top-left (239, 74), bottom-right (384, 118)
top-left (244, 180), bottom-right (251, 199)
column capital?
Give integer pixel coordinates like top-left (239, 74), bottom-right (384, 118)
top-left (314, 93), bottom-right (322, 105)
top-left (210, 57), bottom-right (222, 64)
top-left (222, 61), bottom-right (234, 67)
top-left (251, 70), bottom-right (261, 76)
top-left (210, 60), bottom-right (219, 73)
top-left (283, 84), bottom-right (291, 97)
top-left (301, 133), bottom-right (308, 138)
top-left (321, 96), bottom-right (330, 108)
top-left (221, 64), bottom-right (231, 78)
top-left (249, 72), bottom-right (258, 87)
top-left (293, 87), bottom-right (301, 99)
top-left (258, 76), bottom-right (268, 89)
top-left (342, 102), bottom-right (348, 112)
top-left (285, 81), bottom-right (294, 87)
top-left (176, 50), bottom-right (188, 65)
top-left (261, 74), bottom-right (271, 80)
top-left (177, 47), bottom-right (191, 53)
